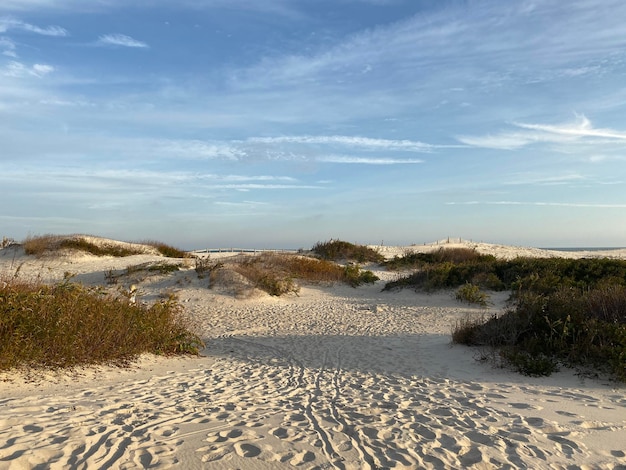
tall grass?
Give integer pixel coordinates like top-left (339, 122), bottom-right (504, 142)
top-left (0, 278), bottom-right (203, 371)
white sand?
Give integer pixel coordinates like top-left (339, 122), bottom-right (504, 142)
top-left (1, 239), bottom-right (625, 469)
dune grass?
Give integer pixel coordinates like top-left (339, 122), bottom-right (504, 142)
top-left (385, 248), bottom-right (626, 380)
top-left (0, 278), bottom-right (203, 371)
top-left (312, 239), bottom-right (385, 263)
top-left (141, 239), bottom-right (188, 258)
top-left (230, 252), bottom-right (379, 296)
top-left (22, 234), bottom-right (188, 259)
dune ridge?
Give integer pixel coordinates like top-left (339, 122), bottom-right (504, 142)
top-left (1, 237), bottom-right (625, 469)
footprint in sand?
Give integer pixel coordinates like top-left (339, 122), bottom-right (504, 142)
top-left (289, 450), bottom-right (315, 466)
top-left (234, 442), bottom-right (262, 458)
top-left (271, 426), bottom-right (301, 442)
top-left (205, 428), bottom-right (245, 443)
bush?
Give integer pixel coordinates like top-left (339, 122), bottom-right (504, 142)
top-left (343, 264), bottom-right (380, 287)
top-left (452, 286), bottom-right (626, 381)
top-left (0, 278), bottom-right (203, 371)
top-left (500, 349), bottom-right (559, 377)
top-left (455, 283), bottom-right (490, 307)
top-left (385, 255), bottom-right (626, 295)
top-left (312, 240), bottom-right (384, 263)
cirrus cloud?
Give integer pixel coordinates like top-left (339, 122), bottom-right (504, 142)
top-left (96, 33), bottom-right (148, 48)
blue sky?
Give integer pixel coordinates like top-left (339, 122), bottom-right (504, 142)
top-left (2, 0), bottom-right (626, 249)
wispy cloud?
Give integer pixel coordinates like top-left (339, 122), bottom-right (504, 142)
top-left (504, 174), bottom-right (586, 186)
top-left (97, 33), bottom-right (148, 48)
top-left (316, 155), bottom-right (423, 165)
top-left (458, 115), bottom-right (626, 150)
top-left (0, 167), bottom-right (319, 198)
top-left (0, 36), bottom-right (16, 57)
top-left (515, 115), bottom-right (626, 141)
top-left (1, 60), bottom-right (55, 77)
top-left (0, 16), bottom-right (68, 36)
top-left (247, 135), bottom-right (448, 152)
top-left (156, 140), bottom-right (246, 160)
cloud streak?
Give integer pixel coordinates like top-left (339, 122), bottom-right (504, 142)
top-left (0, 16), bottom-right (68, 36)
top-left (458, 115), bottom-right (626, 150)
top-left (1, 60), bottom-right (55, 77)
top-left (316, 155), bottom-right (423, 165)
top-left (247, 135), bottom-right (450, 152)
top-left (97, 33), bottom-right (148, 48)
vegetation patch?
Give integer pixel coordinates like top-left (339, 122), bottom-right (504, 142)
top-left (22, 234), bottom-right (188, 259)
top-left (312, 240), bottom-right (384, 263)
top-left (23, 234), bottom-right (146, 257)
top-left (141, 240), bottom-right (189, 258)
top-left (452, 287), bottom-right (626, 380)
top-left (385, 248), bottom-right (626, 381)
top-left (229, 252), bottom-right (379, 296)
top-left (455, 283), bottom-right (490, 307)
top-left (0, 278), bottom-right (203, 371)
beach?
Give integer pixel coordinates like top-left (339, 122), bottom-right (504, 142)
top-left (1, 240), bottom-right (626, 469)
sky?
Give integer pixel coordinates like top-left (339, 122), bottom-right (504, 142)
top-left (1, 0), bottom-right (626, 249)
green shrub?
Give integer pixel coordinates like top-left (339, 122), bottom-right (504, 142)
top-left (500, 349), bottom-right (559, 377)
top-left (452, 286), bottom-right (626, 381)
top-left (384, 251), bottom-right (431, 270)
top-left (455, 283), bottom-right (490, 307)
top-left (312, 240), bottom-right (384, 263)
top-left (343, 264), bottom-right (379, 287)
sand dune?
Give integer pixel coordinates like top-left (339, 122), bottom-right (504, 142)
top-left (1, 238), bottom-right (625, 469)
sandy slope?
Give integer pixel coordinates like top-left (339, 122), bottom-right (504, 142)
top-left (1, 239), bottom-right (626, 469)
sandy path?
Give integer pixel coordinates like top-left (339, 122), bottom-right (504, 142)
top-left (1, 244), bottom-right (626, 469)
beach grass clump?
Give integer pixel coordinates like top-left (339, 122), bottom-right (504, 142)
top-left (0, 278), bottom-right (203, 371)
top-left (384, 247), bottom-right (494, 271)
top-left (141, 240), bottom-right (188, 258)
top-left (22, 234), bottom-right (63, 256)
top-left (22, 234), bottom-right (189, 259)
top-left (455, 283), bottom-right (490, 307)
top-left (312, 240), bottom-right (384, 263)
top-left (230, 252), bottom-right (379, 295)
top-left (60, 238), bottom-right (143, 257)
top-left (23, 234), bottom-right (145, 257)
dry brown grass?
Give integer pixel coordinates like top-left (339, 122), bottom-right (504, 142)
top-left (222, 252), bottom-right (379, 296)
top-left (0, 277), bottom-right (203, 371)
